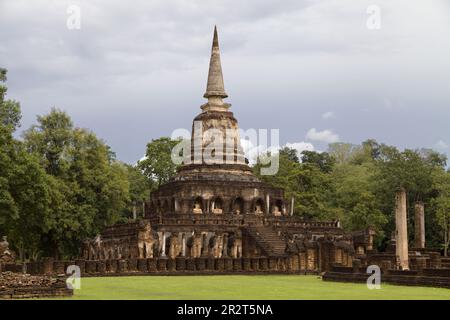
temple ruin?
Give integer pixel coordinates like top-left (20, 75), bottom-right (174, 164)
top-left (66, 27), bottom-right (449, 284)
top-left (76, 26), bottom-right (363, 274)
top-left (1, 27), bottom-right (449, 292)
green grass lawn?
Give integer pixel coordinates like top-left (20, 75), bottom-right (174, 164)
top-left (63, 275), bottom-right (450, 300)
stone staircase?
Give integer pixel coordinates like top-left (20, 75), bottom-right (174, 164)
top-left (244, 226), bottom-right (287, 257)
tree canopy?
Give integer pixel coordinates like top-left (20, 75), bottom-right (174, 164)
top-left (138, 137), bottom-right (181, 187)
top-left (254, 140), bottom-right (449, 252)
top-left (1, 69), bottom-right (150, 259)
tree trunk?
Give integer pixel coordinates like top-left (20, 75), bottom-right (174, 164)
top-left (51, 238), bottom-right (59, 260)
top-left (18, 244), bottom-right (25, 262)
top-left (445, 228), bottom-right (449, 257)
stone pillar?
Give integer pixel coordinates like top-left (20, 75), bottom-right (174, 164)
top-left (414, 202), bottom-right (425, 249)
top-left (182, 234), bottom-right (186, 256)
top-left (222, 234), bottom-right (228, 257)
top-left (161, 232), bottom-right (166, 257)
top-left (395, 188), bottom-right (409, 270)
top-left (202, 233), bottom-right (209, 257)
top-left (265, 194), bottom-right (270, 214)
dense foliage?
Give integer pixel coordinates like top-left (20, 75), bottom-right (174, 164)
top-left (0, 69), bottom-right (150, 259)
top-left (138, 137), bottom-right (181, 187)
top-left (254, 140), bottom-right (450, 253)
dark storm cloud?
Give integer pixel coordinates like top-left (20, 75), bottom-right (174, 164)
top-left (1, 0), bottom-right (449, 163)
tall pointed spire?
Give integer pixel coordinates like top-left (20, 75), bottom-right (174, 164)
top-left (204, 26), bottom-right (228, 102)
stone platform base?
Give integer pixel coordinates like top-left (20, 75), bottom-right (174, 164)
top-left (0, 272), bottom-right (73, 299)
top-left (323, 268), bottom-right (450, 289)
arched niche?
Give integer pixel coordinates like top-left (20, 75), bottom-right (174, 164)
top-left (232, 197), bottom-right (244, 215)
top-left (192, 196), bottom-right (203, 214)
top-left (271, 199), bottom-right (283, 216)
top-left (212, 197), bottom-right (223, 214)
top-left (253, 198), bottom-right (265, 215)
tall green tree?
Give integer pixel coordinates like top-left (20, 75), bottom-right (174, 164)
top-left (138, 137), bottom-right (181, 187)
top-left (23, 109), bottom-right (130, 258)
top-left (430, 170), bottom-right (450, 255)
top-left (254, 148), bottom-right (338, 220)
top-left (331, 162), bottom-right (387, 233)
top-left (124, 164), bottom-right (153, 219)
top-left (0, 69), bottom-right (53, 260)
top-left (279, 146), bottom-right (300, 163)
top-left (301, 150), bottom-right (335, 173)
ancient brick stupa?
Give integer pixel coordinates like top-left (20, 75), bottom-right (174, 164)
top-left (151, 25), bottom-right (287, 222)
top-left (81, 27), bottom-right (366, 273)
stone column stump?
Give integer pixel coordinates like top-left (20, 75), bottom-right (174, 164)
top-left (138, 258), bottom-right (148, 272)
top-left (278, 258), bottom-right (287, 271)
top-left (207, 257), bottom-right (215, 270)
top-left (268, 258), bottom-right (278, 271)
top-left (53, 261), bottom-right (66, 275)
top-left (86, 260), bottom-right (98, 274)
top-left (224, 258), bottom-right (233, 271)
top-left (110, 259), bottom-right (119, 273)
top-left (196, 258), bottom-right (206, 271)
top-left (157, 258), bottom-right (168, 271)
top-left (242, 258), bottom-right (251, 271)
top-left (167, 258), bottom-right (176, 271)
top-left (429, 252), bottom-right (442, 269)
top-left (176, 257), bottom-right (186, 271)
top-left (64, 261), bottom-right (75, 275)
top-left (75, 260), bottom-right (86, 275)
top-left (216, 258), bottom-right (225, 271)
top-left (233, 258), bottom-right (242, 271)
top-left (25, 262), bottom-right (36, 275)
top-left (97, 261), bottom-right (106, 274)
top-left (128, 258), bottom-right (138, 272)
top-left (117, 259), bottom-right (128, 273)
top-left (251, 258), bottom-right (259, 271)
top-left (42, 257), bottom-right (55, 275)
top-left (352, 259), bottom-right (361, 273)
top-left (186, 258), bottom-right (196, 271)
top-left (147, 258), bottom-right (157, 272)
top-left (259, 257), bottom-right (268, 271)
top-left (415, 256), bottom-right (427, 272)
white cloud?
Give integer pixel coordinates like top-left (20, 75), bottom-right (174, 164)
top-left (240, 138), bottom-right (267, 164)
top-left (306, 128), bottom-right (339, 143)
top-left (285, 142), bottom-right (314, 157)
top-left (435, 140), bottom-right (449, 149)
top-left (240, 139), bottom-right (314, 164)
top-left (322, 111), bottom-right (334, 119)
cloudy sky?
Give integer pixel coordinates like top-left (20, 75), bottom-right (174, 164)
top-left (1, 0), bottom-right (449, 163)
